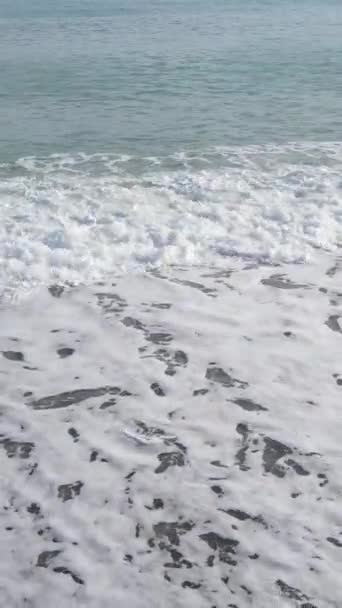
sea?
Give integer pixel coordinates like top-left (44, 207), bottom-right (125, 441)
top-left (1, 3), bottom-right (342, 607)
top-left (0, 0), bottom-right (342, 297)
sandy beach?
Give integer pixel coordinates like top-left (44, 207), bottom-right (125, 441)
top-left (1, 254), bottom-right (341, 607)
top-left (1, 0), bottom-right (342, 605)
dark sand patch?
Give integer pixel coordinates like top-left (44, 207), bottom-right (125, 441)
top-left (222, 508), bottom-right (268, 528)
top-left (327, 537), bottom-right (342, 548)
top-left (57, 481), bottom-right (83, 502)
top-left (27, 503), bottom-right (41, 515)
top-left (276, 579), bottom-right (309, 602)
top-left (48, 285), bottom-right (64, 298)
top-left (146, 332), bottom-right (173, 345)
top-left (151, 303), bottom-right (171, 309)
top-left (326, 264), bottom-right (338, 277)
top-left (36, 550), bottom-right (62, 567)
top-left (200, 532), bottom-right (239, 566)
top-left (206, 365), bottom-right (248, 389)
top-left (261, 274), bottom-right (308, 290)
top-left (263, 437), bottom-right (292, 477)
top-left (233, 398), bottom-right (268, 412)
top-left (122, 317), bottom-right (146, 331)
top-left (155, 452), bottom-right (185, 474)
top-left (2, 351), bottom-right (24, 362)
top-left (193, 388), bottom-right (209, 396)
top-left (0, 438), bottom-right (34, 459)
top-left (145, 498), bottom-right (164, 511)
top-left (211, 485), bottom-right (224, 497)
top-left (57, 347), bottom-right (75, 359)
top-left (53, 567), bottom-right (84, 585)
top-left (325, 315), bottom-right (341, 334)
top-left (150, 382), bottom-right (166, 397)
top-left (169, 277), bottom-right (217, 297)
top-left (146, 348), bottom-right (188, 376)
top-left (68, 427), bottom-right (79, 442)
top-left (30, 386), bottom-right (126, 410)
top-left (285, 459), bottom-right (310, 476)
top-left (96, 292), bottom-right (127, 314)
top-left (235, 423), bottom-right (251, 471)
top-left (182, 580), bottom-right (201, 589)
top-left (153, 520), bottom-right (194, 546)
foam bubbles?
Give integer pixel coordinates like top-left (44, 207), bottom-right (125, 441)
top-left (1, 143), bottom-right (342, 297)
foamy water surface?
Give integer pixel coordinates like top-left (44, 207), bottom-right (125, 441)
top-left (1, 143), bottom-right (342, 298)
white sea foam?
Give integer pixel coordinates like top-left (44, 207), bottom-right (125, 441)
top-left (1, 143), bottom-right (342, 297)
top-left (1, 260), bottom-right (342, 606)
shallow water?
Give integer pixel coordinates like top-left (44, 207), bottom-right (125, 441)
top-left (1, 258), bottom-right (342, 607)
top-left (1, 143), bottom-right (342, 300)
top-left (1, 0), bottom-right (342, 161)
top-left (1, 0), bottom-right (342, 297)
top-left (1, 3), bottom-right (342, 606)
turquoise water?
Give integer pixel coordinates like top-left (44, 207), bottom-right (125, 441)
top-left (1, 0), bottom-right (342, 295)
top-left (1, 0), bottom-right (342, 160)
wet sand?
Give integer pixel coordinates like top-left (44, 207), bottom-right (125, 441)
top-left (1, 254), bottom-right (342, 607)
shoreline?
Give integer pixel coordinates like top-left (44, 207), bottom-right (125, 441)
top-left (1, 256), bottom-right (341, 606)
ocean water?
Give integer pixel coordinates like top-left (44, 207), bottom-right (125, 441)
top-left (1, 0), bottom-right (342, 159)
top-left (0, 0), bottom-right (342, 294)
top-left (2, 4), bottom-right (342, 607)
